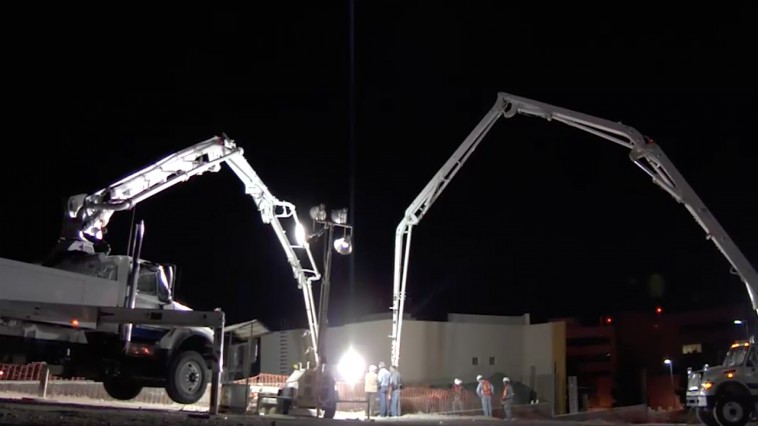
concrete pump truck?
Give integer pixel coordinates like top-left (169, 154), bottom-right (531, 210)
top-left (0, 135), bottom-right (338, 413)
top-left (389, 93), bottom-right (758, 426)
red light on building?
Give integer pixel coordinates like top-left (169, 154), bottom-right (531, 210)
top-left (605, 317), bottom-right (613, 324)
top-left (655, 306), bottom-right (663, 314)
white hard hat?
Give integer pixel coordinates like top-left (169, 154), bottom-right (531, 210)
top-left (476, 374), bottom-right (483, 381)
top-left (454, 378), bottom-right (462, 385)
top-left (502, 377), bottom-right (510, 382)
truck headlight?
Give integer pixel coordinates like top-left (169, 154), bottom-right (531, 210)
top-left (126, 342), bottom-right (155, 357)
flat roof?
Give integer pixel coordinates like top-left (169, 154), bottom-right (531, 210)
top-left (224, 319), bottom-right (270, 341)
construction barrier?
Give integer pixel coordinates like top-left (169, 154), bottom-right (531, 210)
top-left (231, 374), bottom-right (504, 416)
top-left (0, 364), bottom-right (546, 418)
top-left (0, 362), bottom-right (85, 381)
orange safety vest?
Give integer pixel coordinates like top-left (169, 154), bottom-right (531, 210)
top-left (480, 380), bottom-right (492, 396)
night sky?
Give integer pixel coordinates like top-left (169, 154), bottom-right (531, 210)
top-left (3, 4), bottom-right (757, 330)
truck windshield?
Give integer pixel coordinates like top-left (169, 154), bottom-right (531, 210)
top-left (723, 345), bottom-right (749, 367)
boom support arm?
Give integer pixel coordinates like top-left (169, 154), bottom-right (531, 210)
top-left (389, 92), bottom-right (758, 367)
top-left (62, 135), bottom-right (323, 363)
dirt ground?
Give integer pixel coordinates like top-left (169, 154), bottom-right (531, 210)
top-left (0, 393), bottom-right (695, 426)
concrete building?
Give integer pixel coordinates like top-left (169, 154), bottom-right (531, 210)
top-left (554, 304), bottom-right (748, 410)
top-left (560, 317), bottom-right (616, 409)
top-left (261, 312), bottom-right (567, 414)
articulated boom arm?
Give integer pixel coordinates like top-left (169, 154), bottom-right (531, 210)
top-left (63, 135), bottom-right (323, 361)
top-left (390, 92), bottom-right (758, 367)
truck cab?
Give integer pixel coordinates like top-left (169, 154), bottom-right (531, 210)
top-left (687, 340), bottom-right (758, 426)
top-left (58, 251), bottom-right (215, 404)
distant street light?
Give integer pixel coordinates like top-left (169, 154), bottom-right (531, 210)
top-left (734, 319), bottom-right (750, 340)
top-left (663, 358), bottom-right (676, 409)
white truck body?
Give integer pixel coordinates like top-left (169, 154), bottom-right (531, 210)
top-left (0, 256), bottom-right (125, 330)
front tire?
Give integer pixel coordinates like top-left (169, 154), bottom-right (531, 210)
top-left (103, 377), bottom-right (143, 400)
top-left (165, 350), bottom-right (208, 404)
top-left (714, 397), bottom-right (750, 426)
top-left (696, 408), bottom-right (719, 426)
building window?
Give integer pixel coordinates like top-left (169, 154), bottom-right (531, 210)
top-left (682, 343), bottom-right (702, 354)
top-left (489, 356), bottom-right (495, 365)
top-left (472, 357), bottom-right (478, 366)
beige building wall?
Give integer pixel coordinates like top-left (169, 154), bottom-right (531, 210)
top-left (520, 321), bottom-right (567, 414)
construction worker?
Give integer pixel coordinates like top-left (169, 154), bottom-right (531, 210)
top-left (501, 377), bottom-right (514, 421)
top-left (389, 365), bottom-right (403, 417)
top-left (364, 365), bottom-right (378, 418)
top-left (377, 361), bottom-right (390, 417)
top-left (476, 374), bottom-right (493, 416)
top-left (452, 378), bottom-right (464, 413)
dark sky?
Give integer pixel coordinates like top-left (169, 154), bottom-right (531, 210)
top-left (2, 4), bottom-right (757, 329)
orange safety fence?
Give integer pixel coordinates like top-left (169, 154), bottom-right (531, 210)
top-left (232, 373), bottom-right (288, 387)
top-left (333, 382), bottom-right (484, 414)
top-left (0, 362), bottom-right (86, 381)
top-left (231, 374), bottom-right (485, 415)
top-left (0, 364), bottom-right (490, 415)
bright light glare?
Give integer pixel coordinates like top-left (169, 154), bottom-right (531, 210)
top-left (295, 223), bottom-right (307, 246)
top-left (337, 347), bottom-right (365, 384)
top-left (333, 237), bottom-right (353, 255)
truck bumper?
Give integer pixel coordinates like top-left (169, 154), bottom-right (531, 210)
top-left (686, 393), bottom-right (713, 409)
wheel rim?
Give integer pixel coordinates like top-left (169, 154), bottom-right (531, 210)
top-left (721, 400), bottom-right (744, 423)
top-left (178, 359), bottom-right (202, 394)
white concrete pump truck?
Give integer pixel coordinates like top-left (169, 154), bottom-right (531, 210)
top-left (0, 135), bottom-right (327, 407)
top-left (388, 93), bottom-right (758, 426)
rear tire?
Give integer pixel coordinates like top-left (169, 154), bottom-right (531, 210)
top-left (323, 404), bottom-right (336, 419)
top-left (103, 377), bottom-right (143, 400)
top-left (165, 350), bottom-right (208, 405)
top-left (322, 389), bottom-right (338, 418)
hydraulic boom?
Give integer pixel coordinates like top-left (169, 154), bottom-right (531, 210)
top-left (57, 135), bottom-right (323, 362)
top-left (390, 92), bottom-right (758, 367)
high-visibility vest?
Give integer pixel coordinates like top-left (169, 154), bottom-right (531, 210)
top-left (481, 380), bottom-right (492, 396)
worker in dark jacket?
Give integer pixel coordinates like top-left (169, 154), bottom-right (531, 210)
top-left (389, 365), bottom-right (403, 417)
top-left (501, 377), bottom-right (514, 421)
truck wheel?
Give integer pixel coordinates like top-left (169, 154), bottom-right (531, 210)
top-left (696, 408), bottom-right (719, 426)
top-left (714, 397), bottom-right (750, 426)
top-left (322, 389), bottom-right (338, 418)
top-left (166, 350), bottom-right (208, 405)
top-left (323, 404), bottom-right (336, 419)
top-left (103, 377), bottom-right (143, 400)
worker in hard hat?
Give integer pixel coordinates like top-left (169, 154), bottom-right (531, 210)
top-left (501, 377), bottom-right (515, 421)
top-left (452, 378), bottom-right (464, 413)
top-left (476, 374), bottom-right (493, 417)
